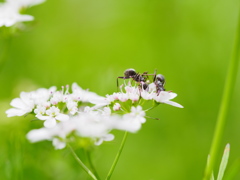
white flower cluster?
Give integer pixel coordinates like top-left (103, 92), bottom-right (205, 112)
top-left (0, 0), bottom-right (45, 27)
top-left (6, 82), bottom-right (183, 149)
top-left (105, 82), bottom-right (183, 108)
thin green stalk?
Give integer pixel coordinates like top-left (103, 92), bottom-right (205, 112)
top-left (105, 131), bottom-right (128, 180)
top-left (86, 149), bottom-right (101, 180)
top-left (203, 5), bottom-right (240, 180)
top-left (144, 102), bottom-right (159, 112)
top-left (68, 144), bottom-right (98, 180)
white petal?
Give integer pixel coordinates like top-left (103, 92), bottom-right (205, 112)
top-left (72, 82), bottom-right (82, 91)
top-left (6, 108), bottom-right (26, 117)
top-left (89, 97), bottom-right (108, 105)
top-left (104, 134), bottom-right (115, 141)
top-left (52, 138), bottom-right (66, 149)
top-left (113, 115), bottom-right (142, 133)
top-left (10, 98), bottom-right (26, 109)
top-left (94, 134), bottom-right (115, 146)
top-left (168, 92), bottom-right (177, 99)
top-left (26, 128), bottom-right (52, 142)
top-left (44, 118), bottom-right (57, 128)
top-left (7, 0), bottom-right (45, 7)
top-left (19, 14), bottom-right (34, 21)
top-left (94, 138), bottom-right (103, 146)
top-left (138, 116), bottom-right (146, 123)
top-left (56, 114), bottom-right (69, 121)
top-left (154, 91), bottom-right (172, 102)
top-left (113, 103), bottom-right (121, 111)
top-left (36, 114), bottom-right (49, 120)
top-left (164, 101), bottom-right (184, 108)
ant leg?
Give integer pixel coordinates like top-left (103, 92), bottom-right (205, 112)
top-left (142, 71), bottom-right (149, 81)
top-left (153, 69), bottom-right (157, 82)
top-left (117, 77), bottom-right (130, 91)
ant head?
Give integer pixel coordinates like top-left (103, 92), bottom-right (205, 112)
top-left (124, 68), bottom-right (136, 78)
top-left (156, 74), bottom-right (165, 84)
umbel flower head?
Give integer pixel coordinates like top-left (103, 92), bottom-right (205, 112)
top-left (104, 81), bottom-right (183, 110)
top-left (6, 83), bottom-right (105, 128)
top-left (6, 80), bottom-right (183, 149)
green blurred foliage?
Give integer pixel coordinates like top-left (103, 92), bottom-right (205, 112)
top-left (1, 0), bottom-right (240, 179)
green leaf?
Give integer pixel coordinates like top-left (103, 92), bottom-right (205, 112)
top-left (207, 155), bottom-right (215, 180)
top-left (211, 172), bottom-right (215, 180)
top-left (217, 144), bottom-right (230, 180)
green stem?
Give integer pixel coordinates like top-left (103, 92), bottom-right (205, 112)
top-left (68, 144), bottom-right (98, 180)
top-left (203, 6), bottom-right (240, 180)
top-left (144, 101), bottom-right (159, 112)
top-left (105, 131), bottom-right (128, 180)
top-left (86, 149), bottom-right (101, 180)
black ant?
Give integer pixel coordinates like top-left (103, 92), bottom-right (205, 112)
top-left (117, 68), bottom-right (150, 90)
top-left (117, 68), bottom-right (166, 95)
top-left (153, 74), bottom-right (166, 94)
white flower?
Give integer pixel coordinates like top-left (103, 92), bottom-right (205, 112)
top-left (52, 138), bottom-right (66, 150)
top-left (34, 104), bottom-right (47, 116)
top-left (67, 101), bottom-right (78, 115)
top-left (112, 106), bottom-right (146, 133)
top-left (129, 105), bottom-right (146, 123)
top-left (0, 0), bottom-right (45, 27)
top-left (140, 90), bottom-right (154, 100)
top-left (123, 84), bottom-right (140, 102)
top-left (50, 91), bottom-right (65, 105)
top-left (27, 111), bottom-right (116, 148)
top-left (153, 91), bottom-right (183, 108)
top-left (137, 82), bottom-right (159, 100)
top-left (113, 103), bottom-right (121, 111)
top-left (32, 86), bottom-right (56, 104)
top-left (27, 110), bottom-right (116, 148)
top-left (71, 83), bottom-right (106, 105)
top-left (113, 114), bottom-right (142, 133)
top-left (6, 86), bottom-right (56, 117)
top-left (101, 107), bottom-right (111, 116)
top-left (0, 3), bottom-right (33, 27)
top-left (148, 83), bottom-right (157, 92)
top-left (73, 112), bottom-right (113, 138)
top-left (36, 106), bottom-right (69, 128)
top-left (106, 93), bottom-right (119, 102)
top-left (117, 93), bottom-right (128, 102)
top-left (95, 134), bottom-right (114, 146)
top-left (7, 0), bottom-right (45, 8)
top-left (105, 84), bottom-right (140, 103)
top-left (27, 120), bottom-right (75, 149)
top-left (27, 128), bottom-right (53, 142)
top-left (6, 91), bottom-right (35, 117)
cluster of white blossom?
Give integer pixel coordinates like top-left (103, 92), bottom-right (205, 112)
top-left (104, 82), bottom-right (183, 109)
top-left (0, 0), bottom-right (45, 27)
top-left (6, 82), bottom-right (183, 149)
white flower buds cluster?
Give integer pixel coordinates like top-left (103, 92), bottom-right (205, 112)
top-left (6, 82), bottom-right (183, 149)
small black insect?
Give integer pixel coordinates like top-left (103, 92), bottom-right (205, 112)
top-left (117, 68), bottom-right (150, 90)
top-left (117, 68), bottom-right (166, 94)
top-left (154, 74), bottom-right (166, 94)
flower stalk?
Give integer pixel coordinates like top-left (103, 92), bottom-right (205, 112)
top-left (203, 6), bottom-right (240, 180)
top-left (86, 149), bottom-right (101, 180)
top-left (68, 144), bottom-right (98, 180)
top-left (105, 131), bottom-right (128, 180)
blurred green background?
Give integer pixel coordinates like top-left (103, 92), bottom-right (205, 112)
top-left (1, 0), bottom-right (240, 179)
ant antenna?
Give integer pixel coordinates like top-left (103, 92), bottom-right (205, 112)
top-left (145, 116), bottom-right (160, 120)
